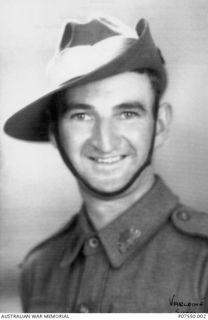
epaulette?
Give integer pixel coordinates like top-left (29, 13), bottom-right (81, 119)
top-left (171, 205), bottom-right (208, 239)
top-left (21, 214), bottom-right (78, 266)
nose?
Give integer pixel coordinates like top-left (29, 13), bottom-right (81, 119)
top-left (91, 119), bottom-right (120, 153)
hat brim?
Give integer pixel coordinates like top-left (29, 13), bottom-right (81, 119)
top-left (4, 19), bottom-right (167, 142)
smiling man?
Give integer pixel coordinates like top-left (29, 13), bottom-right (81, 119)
top-left (4, 16), bottom-right (208, 313)
top-left (54, 71), bottom-right (168, 230)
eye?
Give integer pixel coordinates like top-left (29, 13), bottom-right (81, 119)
top-left (119, 111), bottom-right (139, 120)
top-left (70, 112), bottom-right (92, 121)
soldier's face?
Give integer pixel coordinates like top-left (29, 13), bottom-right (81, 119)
top-left (57, 72), bottom-right (158, 195)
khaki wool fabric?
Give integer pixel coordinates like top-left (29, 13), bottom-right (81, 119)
top-left (20, 176), bottom-right (208, 313)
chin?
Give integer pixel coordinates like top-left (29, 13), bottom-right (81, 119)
top-left (79, 176), bottom-right (134, 198)
top-left (88, 178), bottom-right (128, 191)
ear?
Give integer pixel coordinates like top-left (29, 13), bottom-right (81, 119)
top-left (154, 102), bottom-right (172, 149)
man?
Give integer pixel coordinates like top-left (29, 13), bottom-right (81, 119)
top-left (4, 15), bottom-right (208, 313)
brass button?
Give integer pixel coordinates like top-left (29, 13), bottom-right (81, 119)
top-left (88, 237), bottom-right (99, 248)
top-left (79, 303), bottom-right (90, 313)
top-left (177, 211), bottom-right (190, 221)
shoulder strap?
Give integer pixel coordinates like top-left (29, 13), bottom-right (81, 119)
top-left (171, 205), bottom-right (208, 239)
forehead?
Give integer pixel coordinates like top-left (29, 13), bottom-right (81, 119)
top-left (64, 71), bottom-right (155, 109)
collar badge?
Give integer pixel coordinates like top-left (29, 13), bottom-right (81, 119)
top-left (118, 227), bottom-right (141, 253)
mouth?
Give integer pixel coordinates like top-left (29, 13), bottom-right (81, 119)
top-left (89, 155), bottom-right (127, 165)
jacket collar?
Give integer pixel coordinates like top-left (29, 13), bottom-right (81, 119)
top-left (97, 176), bottom-right (179, 268)
top-left (60, 176), bottom-right (179, 268)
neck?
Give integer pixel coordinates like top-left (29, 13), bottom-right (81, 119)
top-left (80, 167), bottom-right (155, 230)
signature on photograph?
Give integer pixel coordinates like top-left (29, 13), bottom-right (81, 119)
top-left (169, 294), bottom-right (205, 313)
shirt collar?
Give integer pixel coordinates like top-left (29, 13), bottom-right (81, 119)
top-left (60, 175), bottom-right (179, 268)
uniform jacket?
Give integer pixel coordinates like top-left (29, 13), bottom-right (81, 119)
top-left (20, 176), bottom-right (208, 313)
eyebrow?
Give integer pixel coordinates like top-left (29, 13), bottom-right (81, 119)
top-left (63, 103), bottom-right (93, 111)
top-left (114, 102), bottom-right (146, 113)
top-left (62, 101), bottom-right (146, 113)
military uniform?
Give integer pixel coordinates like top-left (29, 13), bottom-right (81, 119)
top-left (20, 176), bottom-right (208, 313)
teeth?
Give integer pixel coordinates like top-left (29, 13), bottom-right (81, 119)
top-left (93, 156), bottom-right (123, 164)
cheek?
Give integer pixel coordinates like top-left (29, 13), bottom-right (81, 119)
top-left (59, 119), bottom-right (92, 140)
top-left (120, 122), bottom-right (153, 147)
top-left (59, 124), bottom-right (88, 159)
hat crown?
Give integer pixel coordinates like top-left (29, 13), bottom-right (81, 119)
top-left (59, 16), bottom-right (138, 51)
top-left (47, 16), bottom-right (139, 88)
